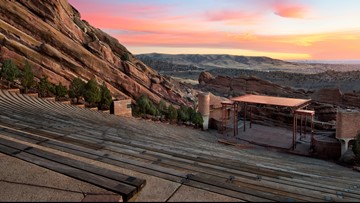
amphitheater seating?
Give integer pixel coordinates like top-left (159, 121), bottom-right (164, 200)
top-left (1, 89), bottom-right (360, 201)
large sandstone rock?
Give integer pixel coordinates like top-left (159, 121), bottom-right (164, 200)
top-left (0, 0), bottom-right (190, 106)
top-left (199, 71), bottom-right (215, 85)
top-left (198, 72), bottom-right (306, 99)
top-left (311, 88), bottom-right (343, 105)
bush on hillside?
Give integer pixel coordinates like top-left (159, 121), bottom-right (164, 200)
top-left (20, 61), bottom-right (36, 94)
top-left (38, 75), bottom-right (55, 97)
top-left (98, 82), bottom-right (112, 110)
top-left (1, 59), bottom-right (20, 88)
top-left (84, 79), bottom-right (101, 108)
top-left (157, 99), bottom-right (168, 116)
top-left (177, 105), bottom-right (190, 122)
top-left (68, 77), bottom-right (86, 104)
top-left (352, 132), bottom-right (360, 163)
top-left (54, 82), bottom-right (68, 101)
top-left (121, 52), bottom-right (130, 61)
top-left (168, 105), bottom-right (178, 121)
top-left (135, 94), bottom-right (159, 117)
top-left (191, 112), bottom-right (204, 128)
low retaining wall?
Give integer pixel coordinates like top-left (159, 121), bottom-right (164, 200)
top-left (336, 109), bottom-right (360, 139)
top-left (6, 88), bottom-right (20, 94)
top-left (25, 93), bottom-right (38, 98)
top-left (313, 135), bottom-right (341, 159)
top-left (112, 99), bottom-right (132, 117)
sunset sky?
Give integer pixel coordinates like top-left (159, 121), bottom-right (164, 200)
top-left (68, 0), bottom-right (360, 61)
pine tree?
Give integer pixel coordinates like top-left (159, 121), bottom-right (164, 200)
top-left (84, 79), bottom-right (100, 108)
top-left (38, 75), bottom-right (54, 97)
top-left (1, 59), bottom-right (19, 88)
top-left (68, 77), bottom-right (85, 104)
top-left (55, 82), bottom-right (68, 101)
top-left (20, 61), bottom-right (35, 94)
top-left (98, 82), bottom-right (112, 110)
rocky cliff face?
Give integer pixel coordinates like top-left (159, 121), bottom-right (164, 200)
top-left (0, 0), bottom-right (191, 106)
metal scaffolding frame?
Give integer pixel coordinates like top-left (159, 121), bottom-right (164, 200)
top-left (220, 101), bottom-right (239, 136)
top-left (229, 94), bottom-right (313, 150)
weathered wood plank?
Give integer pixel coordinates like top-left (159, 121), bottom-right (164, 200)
top-left (26, 147), bottom-right (146, 191)
top-left (14, 152), bottom-right (137, 201)
top-left (189, 174), bottom-right (293, 202)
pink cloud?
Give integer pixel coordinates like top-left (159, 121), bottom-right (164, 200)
top-left (69, 0), bottom-right (172, 19)
top-left (69, 0), bottom-right (360, 60)
top-left (77, 13), bottom-right (199, 34)
top-left (206, 10), bottom-right (261, 23)
top-left (273, 4), bottom-right (309, 19)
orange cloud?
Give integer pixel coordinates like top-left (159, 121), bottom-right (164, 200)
top-left (117, 29), bottom-right (360, 60)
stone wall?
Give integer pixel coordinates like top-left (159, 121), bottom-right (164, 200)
top-left (112, 99), bottom-right (132, 117)
top-left (313, 135), bottom-right (341, 160)
top-left (336, 110), bottom-right (360, 139)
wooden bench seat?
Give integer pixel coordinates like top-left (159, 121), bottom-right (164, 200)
top-left (0, 137), bottom-right (146, 201)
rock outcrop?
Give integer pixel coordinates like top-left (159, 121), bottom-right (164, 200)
top-left (197, 72), bottom-right (307, 99)
top-left (311, 88), bottom-right (343, 105)
top-left (0, 0), bottom-right (191, 106)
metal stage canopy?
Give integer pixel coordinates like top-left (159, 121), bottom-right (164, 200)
top-left (231, 94), bottom-right (311, 108)
top-left (228, 94), bottom-right (313, 150)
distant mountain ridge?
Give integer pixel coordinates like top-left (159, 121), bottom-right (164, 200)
top-left (291, 60), bottom-right (360, 65)
top-left (136, 53), bottom-right (296, 71)
top-left (137, 53), bottom-right (360, 75)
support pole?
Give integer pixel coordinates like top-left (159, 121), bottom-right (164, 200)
top-left (304, 115), bottom-right (307, 139)
top-left (244, 103), bottom-right (246, 132)
top-left (311, 115), bottom-right (314, 148)
top-left (300, 115), bottom-right (303, 139)
top-left (250, 106), bottom-right (252, 129)
top-left (293, 112), bottom-right (296, 150)
top-left (295, 113), bottom-right (298, 149)
top-left (235, 103), bottom-right (239, 136)
top-left (223, 105), bottom-right (226, 134)
top-left (233, 103), bottom-right (237, 136)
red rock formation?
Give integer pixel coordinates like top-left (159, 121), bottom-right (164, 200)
top-left (311, 88), bottom-right (343, 105)
top-left (0, 0), bottom-right (190, 106)
top-left (198, 72), bottom-right (306, 99)
top-left (198, 71), bottom-right (215, 85)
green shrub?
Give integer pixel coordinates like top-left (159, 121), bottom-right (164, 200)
top-left (38, 75), bottom-right (54, 97)
top-left (98, 82), bottom-right (112, 110)
top-left (20, 61), bottom-right (36, 94)
top-left (352, 132), bottom-right (360, 160)
top-left (121, 52), bottom-right (130, 61)
top-left (168, 105), bottom-right (178, 121)
top-left (135, 94), bottom-right (159, 116)
top-left (157, 99), bottom-right (168, 116)
top-left (1, 59), bottom-right (20, 88)
top-left (84, 79), bottom-right (101, 108)
top-left (192, 112), bottom-right (204, 128)
top-left (68, 77), bottom-right (86, 104)
top-left (54, 82), bottom-right (68, 101)
top-left (177, 105), bottom-right (190, 122)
